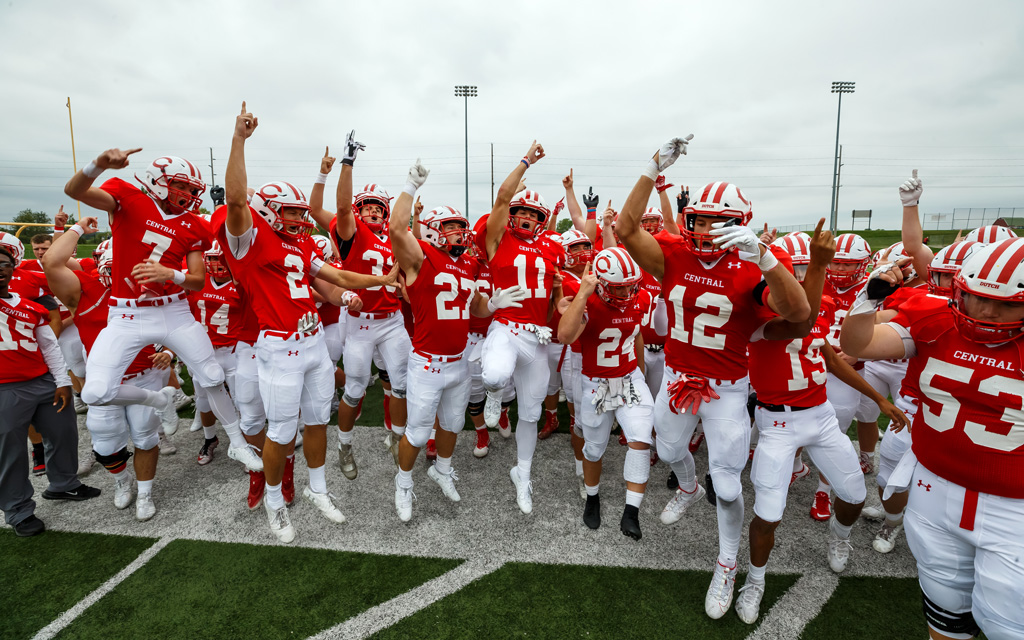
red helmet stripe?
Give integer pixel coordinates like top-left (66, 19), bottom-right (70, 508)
top-left (700, 183), bottom-right (716, 202)
top-left (994, 241), bottom-right (1024, 283)
top-left (977, 239), bottom-right (1016, 280)
top-left (711, 182), bottom-right (729, 204)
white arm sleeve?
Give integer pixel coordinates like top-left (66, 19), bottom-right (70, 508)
top-left (652, 297), bottom-right (669, 336)
top-left (882, 321), bottom-right (916, 358)
top-left (226, 225), bottom-right (257, 260)
top-left (35, 325), bottom-right (71, 388)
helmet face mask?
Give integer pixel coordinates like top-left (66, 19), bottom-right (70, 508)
top-left (203, 241), bottom-right (231, 280)
top-left (950, 238), bottom-right (1024, 344)
top-left (354, 185), bottom-right (393, 236)
top-left (421, 206), bottom-right (470, 257)
top-left (828, 234), bottom-right (871, 289)
top-left (681, 182), bottom-right (752, 259)
top-left (507, 191), bottom-right (550, 241)
top-left (135, 156), bottom-right (206, 216)
top-left (593, 247), bottom-right (642, 310)
top-left (773, 233), bottom-right (811, 283)
top-left (252, 182), bottom-right (314, 239)
top-left (641, 208), bottom-right (664, 235)
top-left (560, 229), bottom-right (593, 270)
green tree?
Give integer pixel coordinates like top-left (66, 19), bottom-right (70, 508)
top-left (3, 209), bottom-right (52, 236)
top-left (556, 218), bottom-right (574, 233)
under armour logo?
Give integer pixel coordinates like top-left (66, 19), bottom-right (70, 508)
top-left (181, 222), bottom-right (191, 228)
top-left (287, 350), bottom-right (299, 356)
top-left (430, 367), bottom-right (441, 374)
top-left (727, 262), bottom-right (741, 269)
top-left (121, 314), bottom-right (135, 320)
top-left (359, 325), bottom-right (369, 330)
top-left (773, 420), bottom-right (786, 428)
top-left (917, 480), bottom-right (931, 492)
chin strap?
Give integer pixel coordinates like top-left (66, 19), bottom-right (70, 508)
top-left (666, 373), bottom-right (720, 415)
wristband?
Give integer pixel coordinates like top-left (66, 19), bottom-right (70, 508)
top-left (641, 159), bottom-right (660, 181)
top-left (402, 183), bottom-right (418, 197)
top-left (315, 172), bottom-right (329, 185)
top-left (520, 158), bottom-right (530, 169)
top-left (69, 224), bottom-right (85, 238)
top-left (340, 290), bottom-right (357, 305)
top-left (171, 269), bottom-right (186, 285)
top-left (757, 245), bottom-right (779, 273)
top-left (54, 225), bottom-right (65, 232)
top-left (83, 161), bottom-right (104, 179)
top-left (586, 207), bottom-right (596, 221)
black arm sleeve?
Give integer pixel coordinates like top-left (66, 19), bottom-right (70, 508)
top-left (751, 279), bottom-right (769, 307)
top-left (34, 295), bottom-right (59, 311)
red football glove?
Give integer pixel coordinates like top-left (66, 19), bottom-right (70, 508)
top-left (666, 373), bottom-right (720, 415)
top-left (552, 198), bottom-right (565, 217)
top-left (655, 175), bottom-right (675, 194)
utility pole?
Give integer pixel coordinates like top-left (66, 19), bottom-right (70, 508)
top-left (829, 81), bottom-right (855, 233)
top-left (490, 142), bottom-right (494, 205)
top-left (454, 85), bottom-right (477, 216)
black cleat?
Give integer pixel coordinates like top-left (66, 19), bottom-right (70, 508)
top-left (583, 493), bottom-right (601, 530)
top-left (13, 514), bottom-right (45, 537)
top-left (667, 470), bottom-right (678, 490)
top-left (42, 484), bottom-right (101, 501)
top-left (705, 472), bottom-right (717, 506)
top-left (31, 445), bottom-right (45, 476)
top-left (620, 505), bottom-right (642, 540)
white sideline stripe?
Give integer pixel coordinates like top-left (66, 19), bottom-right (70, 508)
top-left (31, 536), bottom-right (172, 640)
top-left (748, 569), bottom-right (840, 640)
top-left (308, 558), bottom-right (504, 640)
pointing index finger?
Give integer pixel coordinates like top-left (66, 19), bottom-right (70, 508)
top-left (912, 169), bottom-right (918, 180)
top-left (125, 148), bottom-right (143, 156)
top-left (813, 217), bottom-right (825, 237)
top-left (240, 100), bottom-right (246, 114)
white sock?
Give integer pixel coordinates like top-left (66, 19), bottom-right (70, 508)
top-left (266, 482), bottom-right (285, 510)
top-left (392, 425), bottom-right (406, 437)
top-left (308, 465), bottom-right (326, 494)
top-left (747, 562), bottom-right (767, 584)
top-left (585, 482), bottom-right (600, 496)
top-left (816, 479), bottom-right (830, 494)
top-left (884, 511), bottom-right (903, 527)
top-left (203, 426), bottom-right (217, 440)
top-left (517, 458), bottom-right (532, 482)
top-left (397, 468), bottom-right (414, 489)
top-left (111, 469), bottom-right (128, 480)
top-left (220, 420), bottom-right (247, 449)
top-left (575, 458), bottom-right (584, 476)
top-left (137, 479), bottom-right (153, 496)
top-left (830, 517), bottom-right (853, 540)
top-left (625, 489), bottom-right (644, 508)
top-left (435, 455), bottom-right (452, 475)
top-left (338, 429), bottom-right (354, 446)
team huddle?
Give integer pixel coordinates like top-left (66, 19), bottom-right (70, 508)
top-left (1, 102), bottom-right (1022, 639)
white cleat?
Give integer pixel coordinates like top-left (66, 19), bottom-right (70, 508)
top-left (228, 444), bottom-right (264, 472)
top-left (577, 475), bottom-right (587, 501)
top-left (156, 386), bottom-right (180, 436)
top-left (136, 492), bottom-right (156, 522)
top-left (157, 433), bottom-right (177, 456)
top-left (74, 395), bottom-right (88, 414)
top-left (384, 431), bottom-right (400, 467)
top-left (872, 521), bottom-right (903, 554)
top-left (828, 528), bottom-right (853, 573)
top-left (509, 466), bottom-right (533, 515)
top-left (113, 474), bottom-right (135, 510)
top-left (705, 560), bottom-right (737, 620)
top-left (394, 475), bottom-right (414, 522)
top-left (303, 487), bottom-right (346, 524)
top-left (427, 465), bottom-right (461, 502)
top-left (188, 413), bottom-right (203, 432)
top-left (78, 458), bottom-right (97, 477)
top-left (265, 498), bottom-right (295, 543)
top-left (660, 482), bottom-right (706, 525)
top-left (483, 391), bottom-right (502, 429)
top-left (735, 580), bottom-right (765, 624)
top-left (860, 503), bottom-right (885, 521)
top-left (172, 388), bottom-right (194, 410)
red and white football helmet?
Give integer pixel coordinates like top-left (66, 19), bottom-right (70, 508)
top-left (772, 232), bottom-right (811, 280)
top-left (828, 233), bottom-right (871, 289)
top-left (965, 225), bottom-right (1018, 245)
top-left (134, 156), bottom-right (206, 216)
top-left (927, 240), bottom-right (980, 297)
top-left (951, 238), bottom-right (1024, 344)
top-left (560, 229), bottom-right (593, 269)
top-left (92, 238), bottom-right (111, 262)
top-left (508, 190), bottom-right (550, 240)
top-left (641, 207), bottom-right (665, 234)
top-left (421, 206), bottom-right (470, 256)
top-left (311, 235), bottom-right (334, 262)
top-left (251, 182), bottom-right (314, 238)
top-left (353, 184), bottom-right (392, 235)
top-left (681, 182), bottom-right (753, 259)
top-left (97, 248), bottom-right (114, 289)
top-left (593, 247), bottom-right (643, 309)
top-left (203, 241), bottom-right (231, 280)
top-left (0, 231), bottom-right (25, 263)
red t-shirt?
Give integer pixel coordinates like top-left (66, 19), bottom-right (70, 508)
top-left (577, 290), bottom-right (654, 378)
top-left (748, 296), bottom-right (835, 407)
top-left (330, 217), bottom-right (399, 314)
top-left (406, 241), bottom-right (480, 356)
top-left (0, 293), bottom-right (49, 383)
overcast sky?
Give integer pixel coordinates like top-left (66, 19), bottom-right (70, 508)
top-left (2, 0), bottom-right (1023, 233)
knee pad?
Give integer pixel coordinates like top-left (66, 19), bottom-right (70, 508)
top-left (80, 379), bottom-right (115, 406)
top-left (710, 469), bottom-right (743, 503)
top-left (195, 359), bottom-right (226, 388)
top-left (405, 426), bottom-right (429, 449)
top-left (468, 400), bottom-right (484, 417)
top-left (623, 447), bottom-right (651, 485)
top-left (923, 594), bottom-right (980, 640)
top-left (391, 387), bottom-right (407, 400)
top-left (377, 368), bottom-right (390, 384)
top-left (572, 423), bottom-right (583, 438)
top-left (655, 436), bottom-right (685, 465)
top-left (94, 447), bottom-right (131, 474)
top-left (133, 431), bottom-right (159, 451)
top-left (240, 419), bottom-right (265, 437)
top-left (343, 375), bottom-right (370, 403)
top-left (582, 439), bottom-right (607, 462)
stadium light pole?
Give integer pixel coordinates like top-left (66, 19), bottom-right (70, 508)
top-left (829, 81), bottom-right (855, 233)
top-left (454, 85), bottom-right (477, 216)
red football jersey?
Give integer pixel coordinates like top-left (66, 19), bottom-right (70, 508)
top-left (891, 294), bottom-right (1024, 498)
top-left (78, 257), bottom-right (97, 274)
top-left (188, 275), bottom-right (245, 347)
top-left (0, 293), bottom-right (48, 383)
top-left (9, 267), bottom-right (47, 300)
top-left (316, 259), bottom-right (344, 326)
top-left (406, 241), bottom-right (480, 356)
top-left (100, 177), bottom-right (211, 301)
top-left (823, 278), bottom-right (866, 348)
top-left (578, 290), bottom-right (654, 379)
top-left (748, 296), bottom-right (836, 407)
top-left (559, 270), bottom-right (583, 354)
top-left (638, 270), bottom-right (664, 347)
top-left (489, 231), bottom-right (564, 325)
top-left (330, 217), bottom-right (398, 314)
top-left (72, 271), bottom-right (153, 376)
top-left (468, 256), bottom-right (493, 336)
top-left (19, 258), bottom-right (42, 271)
top-left (212, 206), bottom-right (319, 333)
top-left (657, 234), bottom-right (770, 380)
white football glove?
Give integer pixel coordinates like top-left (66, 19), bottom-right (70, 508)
top-left (341, 130), bottom-right (366, 166)
top-left (643, 135), bottom-right (694, 179)
top-left (297, 311), bottom-right (318, 333)
top-left (487, 285), bottom-right (527, 312)
top-left (532, 325), bottom-right (553, 345)
top-left (899, 169), bottom-right (922, 207)
top-left (405, 158), bottom-right (429, 192)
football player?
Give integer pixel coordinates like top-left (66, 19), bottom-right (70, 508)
top-left (615, 137), bottom-right (810, 620)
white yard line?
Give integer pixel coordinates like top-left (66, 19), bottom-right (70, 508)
top-left (31, 536), bottom-right (172, 640)
top-left (307, 558), bottom-right (505, 640)
top-left (748, 569), bottom-right (841, 640)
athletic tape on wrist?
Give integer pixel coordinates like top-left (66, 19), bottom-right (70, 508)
top-left (83, 161), bottom-right (104, 179)
top-left (315, 172), bottom-right (329, 185)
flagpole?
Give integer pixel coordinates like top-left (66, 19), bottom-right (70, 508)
top-left (66, 97), bottom-right (82, 222)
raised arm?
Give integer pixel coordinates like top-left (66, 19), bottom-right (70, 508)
top-left (656, 177), bottom-right (680, 235)
top-left (333, 130), bottom-right (365, 243)
top-left (225, 101), bottom-right (257, 237)
top-left (389, 159), bottom-right (430, 281)
top-left (601, 203), bottom-right (618, 249)
top-left (64, 148), bottom-right (143, 215)
top-left (898, 169), bottom-right (933, 280)
top-left (582, 187), bottom-right (599, 242)
top-left (562, 170), bottom-right (585, 232)
top-left (761, 218), bottom-right (833, 340)
top-left (547, 198), bottom-right (564, 233)
top-left (309, 146), bottom-right (336, 231)
top-left (839, 259), bottom-right (911, 360)
top-left (486, 141), bottom-right (544, 259)
top-left (42, 216), bottom-right (98, 311)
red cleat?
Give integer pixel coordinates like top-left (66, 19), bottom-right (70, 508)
top-left (426, 439), bottom-right (437, 461)
top-left (688, 431), bottom-right (704, 453)
top-left (810, 491), bottom-right (832, 521)
top-left (649, 449), bottom-right (659, 466)
top-left (618, 431), bottom-right (627, 446)
top-left (473, 428), bottom-right (490, 458)
top-left (282, 457), bottom-right (295, 506)
top-left (538, 411), bottom-right (559, 440)
top-left (498, 408), bottom-right (510, 436)
top-left (749, 446), bottom-right (756, 462)
top-left (383, 393), bottom-right (392, 431)
top-left (247, 470), bottom-right (265, 510)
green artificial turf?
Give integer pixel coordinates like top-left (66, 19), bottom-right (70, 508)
top-left (56, 539), bottom-right (461, 640)
top-left (371, 562), bottom-right (798, 640)
top-left (801, 576), bottom-right (929, 639)
top-left (0, 530), bottom-right (157, 640)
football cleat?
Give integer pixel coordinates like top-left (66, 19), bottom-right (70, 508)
top-left (509, 466), bottom-right (533, 515)
top-left (113, 474), bottom-right (135, 510)
top-left (172, 388), bottom-right (194, 410)
top-left (425, 439), bottom-right (437, 462)
top-left (735, 581), bottom-right (766, 624)
top-left (338, 443), bottom-right (357, 480)
top-left (264, 498), bottom-right (295, 543)
top-left (828, 527), bottom-right (853, 573)
top-left (136, 492), bottom-right (156, 522)
top-left (157, 433), bottom-right (177, 456)
top-left (666, 470), bottom-right (679, 490)
top-left (473, 428), bottom-right (490, 458)
top-left (705, 561), bottom-right (738, 620)
top-left (810, 491), bottom-right (832, 521)
top-left (394, 475), bottom-right (415, 522)
top-left (282, 457), bottom-right (295, 506)
top-left (484, 391), bottom-right (502, 429)
top-left (872, 521), bottom-right (903, 554)
top-left (790, 462), bottom-right (810, 487)
top-left (859, 450), bottom-right (875, 475)
top-left (303, 487), bottom-right (346, 524)
top-left (688, 430), bottom-right (705, 453)
top-left (197, 436), bottom-right (219, 466)
top-left (74, 394), bottom-right (88, 414)
top-left (498, 407), bottom-right (511, 437)
top-left (77, 458), bottom-right (96, 477)
top-left (31, 448), bottom-right (45, 476)
top-left (189, 413), bottom-right (203, 432)
top-left (228, 443), bottom-right (263, 472)
top-left (577, 475), bottom-right (587, 501)
top-left (860, 503), bottom-right (885, 521)
top-left (155, 386), bottom-right (180, 436)
top-left (649, 449), bottom-right (659, 466)
top-left (660, 482), bottom-right (705, 525)
top-left (538, 411), bottom-right (559, 440)
top-left (427, 465), bottom-right (461, 502)
top-left (620, 504), bottom-right (642, 541)
top-left (582, 493), bottom-right (601, 530)
top-left (617, 430), bottom-right (627, 446)
top-left (384, 432), bottom-right (400, 467)
top-left (248, 471), bottom-right (266, 510)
